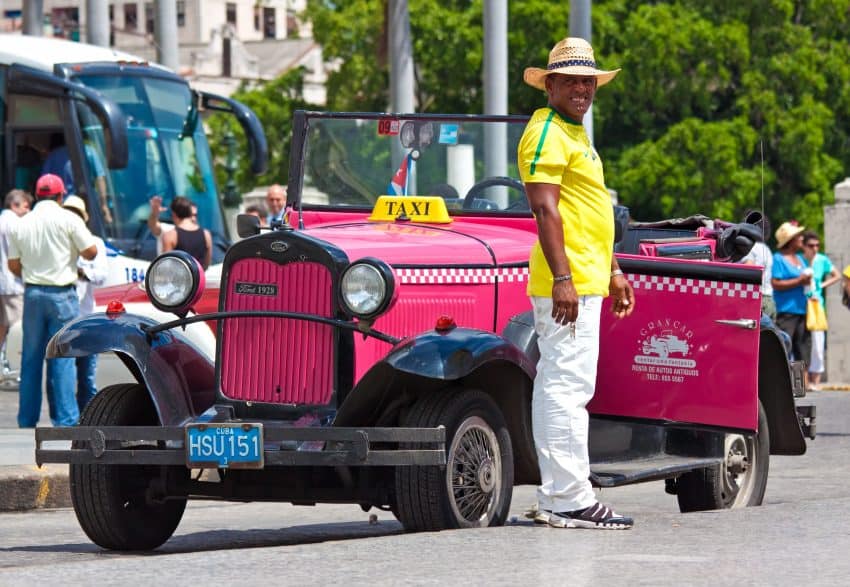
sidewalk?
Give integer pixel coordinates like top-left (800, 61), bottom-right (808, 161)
top-left (0, 389), bottom-right (71, 511)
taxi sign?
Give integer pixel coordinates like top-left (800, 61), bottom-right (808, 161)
top-left (369, 195), bottom-right (453, 224)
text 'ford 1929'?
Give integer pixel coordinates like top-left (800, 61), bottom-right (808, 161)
top-left (37, 111), bottom-right (815, 550)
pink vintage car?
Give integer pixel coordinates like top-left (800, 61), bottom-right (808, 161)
top-left (38, 111), bottom-right (814, 550)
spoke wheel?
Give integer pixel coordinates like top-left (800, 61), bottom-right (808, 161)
top-left (446, 416), bottom-right (503, 525)
top-left (395, 389), bottom-right (514, 531)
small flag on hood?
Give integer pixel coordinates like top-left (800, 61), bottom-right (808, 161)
top-left (387, 153), bottom-right (413, 196)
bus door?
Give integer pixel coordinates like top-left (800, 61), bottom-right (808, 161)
top-left (3, 64), bottom-right (126, 205)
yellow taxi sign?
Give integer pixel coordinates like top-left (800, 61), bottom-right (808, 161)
top-left (369, 195), bottom-right (453, 224)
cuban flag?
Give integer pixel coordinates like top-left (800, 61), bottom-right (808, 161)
top-left (387, 153), bottom-right (413, 195)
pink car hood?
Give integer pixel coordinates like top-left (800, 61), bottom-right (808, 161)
top-left (305, 220), bottom-right (536, 266)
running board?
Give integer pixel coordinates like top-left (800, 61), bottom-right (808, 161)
top-left (590, 456), bottom-right (722, 487)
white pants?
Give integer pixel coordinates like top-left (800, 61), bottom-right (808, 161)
top-left (531, 295), bottom-right (602, 512)
top-left (809, 330), bottom-right (825, 374)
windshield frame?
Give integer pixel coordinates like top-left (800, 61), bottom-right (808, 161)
top-left (287, 110), bottom-right (533, 217)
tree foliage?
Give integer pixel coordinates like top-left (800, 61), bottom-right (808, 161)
top-left (206, 68), bottom-right (311, 194)
top-left (219, 0), bottom-right (850, 238)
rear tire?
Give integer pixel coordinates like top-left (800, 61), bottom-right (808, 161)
top-left (395, 389), bottom-right (513, 531)
top-left (677, 400), bottom-right (770, 512)
top-left (70, 383), bottom-right (188, 551)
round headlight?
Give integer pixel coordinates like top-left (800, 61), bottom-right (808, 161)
top-left (340, 259), bottom-right (396, 319)
top-left (144, 251), bottom-right (204, 315)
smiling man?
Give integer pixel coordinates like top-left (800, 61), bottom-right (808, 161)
top-left (518, 37), bottom-right (635, 529)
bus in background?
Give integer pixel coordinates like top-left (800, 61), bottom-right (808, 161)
top-left (0, 34), bottom-right (268, 285)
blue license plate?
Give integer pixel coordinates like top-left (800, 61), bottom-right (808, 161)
top-left (186, 423), bottom-right (264, 469)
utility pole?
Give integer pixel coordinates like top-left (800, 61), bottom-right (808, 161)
top-left (155, 0), bottom-right (179, 71)
top-left (388, 0), bottom-right (415, 114)
top-left (483, 0), bottom-right (508, 206)
top-left (23, 0), bottom-right (45, 36)
top-left (86, 0), bottom-right (110, 46)
top-left (569, 0), bottom-right (593, 143)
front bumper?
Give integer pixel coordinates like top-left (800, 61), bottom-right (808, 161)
top-left (35, 425), bottom-right (446, 468)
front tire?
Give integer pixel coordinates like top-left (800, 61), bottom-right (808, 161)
top-left (677, 400), bottom-right (770, 512)
top-left (70, 383), bottom-right (188, 550)
top-left (395, 389), bottom-right (514, 531)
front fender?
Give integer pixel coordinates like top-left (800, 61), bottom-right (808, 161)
top-left (47, 313), bottom-right (216, 426)
top-left (385, 327), bottom-right (536, 380)
top-left (335, 327), bottom-right (535, 427)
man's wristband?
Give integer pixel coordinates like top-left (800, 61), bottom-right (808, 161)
top-left (610, 269), bottom-right (624, 278)
top-left (553, 274), bottom-right (572, 283)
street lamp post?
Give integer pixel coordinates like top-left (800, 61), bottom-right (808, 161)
top-left (222, 124), bottom-right (241, 208)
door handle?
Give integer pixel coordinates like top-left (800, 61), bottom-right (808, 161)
top-left (714, 318), bottom-right (758, 330)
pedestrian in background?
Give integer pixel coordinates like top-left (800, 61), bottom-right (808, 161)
top-left (771, 221), bottom-right (812, 366)
top-left (7, 174), bottom-right (97, 428)
top-left (800, 230), bottom-right (840, 390)
top-left (148, 195), bottom-right (199, 255)
top-left (0, 189), bottom-right (32, 381)
top-left (265, 184), bottom-right (286, 225)
top-left (244, 203), bottom-right (268, 226)
top-left (741, 210), bottom-right (776, 321)
top-left (161, 196), bottom-right (211, 269)
top-left (62, 195), bottom-right (108, 411)
top-left (519, 37), bottom-right (635, 530)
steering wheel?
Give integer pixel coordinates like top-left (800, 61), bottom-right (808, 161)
top-left (462, 176), bottom-right (527, 210)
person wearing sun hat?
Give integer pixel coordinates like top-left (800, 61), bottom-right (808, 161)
top-left (518, 37), bottom-right (634, 530)
top-left (62, 195), bottom-right (108, 412)
top-left (6, 174), bottom-right (98, 427)
top-left (771, 221), bottom-right (813, 370)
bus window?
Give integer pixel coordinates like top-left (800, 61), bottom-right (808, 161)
top-left (8, 94), bottom-right (62, 125)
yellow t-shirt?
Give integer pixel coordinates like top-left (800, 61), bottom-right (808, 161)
top-left (518, 107), bottom-right (614, 297)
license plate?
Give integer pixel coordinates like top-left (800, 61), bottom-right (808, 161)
top-left (186, 423), bottom-right (264, 469)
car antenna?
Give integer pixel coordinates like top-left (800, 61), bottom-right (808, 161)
top-left (759, 139), bottom-right (765, 240)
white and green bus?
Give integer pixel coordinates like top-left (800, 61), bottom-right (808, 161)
top-left (0, 33), bottom-right (267, 285)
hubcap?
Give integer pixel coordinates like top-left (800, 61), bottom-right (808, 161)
top-left (722, 433), bottom-right (756, 506)
top-left (446, 416), bottom-right (502, 527)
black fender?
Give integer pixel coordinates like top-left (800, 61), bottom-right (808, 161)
top-left (334, 325), bottom-right (540, 483)
top-left (758, 327), bottom-right (807, 455)
top-left (46, 313), bottom-right (216, 426)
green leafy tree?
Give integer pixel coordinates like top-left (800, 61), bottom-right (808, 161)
top-left (206, 68), bottom-right (312, 195)
top-left (226, 0), bottom-right (850, 236)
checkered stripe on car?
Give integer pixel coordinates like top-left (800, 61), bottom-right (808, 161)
top-left (395, 267), bottom-right (529, 284)
top-left (628, 274), bottom-right (760, 299)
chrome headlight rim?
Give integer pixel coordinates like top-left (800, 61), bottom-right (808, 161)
top-left (144, 251), bottom-right (204, 316)
top-left (339, 257), bottom-right (396, 320)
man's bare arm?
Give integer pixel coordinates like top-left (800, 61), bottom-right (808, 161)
top-left (7, 259), bottom-right (21, 277)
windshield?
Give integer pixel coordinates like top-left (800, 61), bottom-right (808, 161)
top-left (73, 73), bottom-right (224, 257)
top-left (295, 113), bottom-right (531, 214)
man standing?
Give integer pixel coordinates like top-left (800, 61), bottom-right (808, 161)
top-left (265, 184), bottom-right (286, 225)
top-left (0, 189), bottom-right (32, 380)
top-left (518, 37), bottom-right (635, 529)
top-left (8, 174), bottom-right (97, 428)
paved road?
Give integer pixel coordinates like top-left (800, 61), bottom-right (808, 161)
top-left (0, 391), bottom-right (846, 585)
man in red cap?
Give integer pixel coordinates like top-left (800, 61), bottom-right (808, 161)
top-left (7, 173), bottom-right (97, 427)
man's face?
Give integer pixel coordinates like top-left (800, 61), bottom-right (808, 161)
top-left (546, 74), bottom-right (597, 122)
top-left (266, 188), bottom-right (285, 216)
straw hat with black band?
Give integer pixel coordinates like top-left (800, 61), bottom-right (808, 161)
top-left (524, 37), bottom-right (621, 91)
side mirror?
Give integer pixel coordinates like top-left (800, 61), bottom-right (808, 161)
top-left (236, 213), bottom-right (261, 238)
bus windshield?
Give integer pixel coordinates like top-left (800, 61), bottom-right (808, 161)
top-left (73, 73), bottom-right (224, 252)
